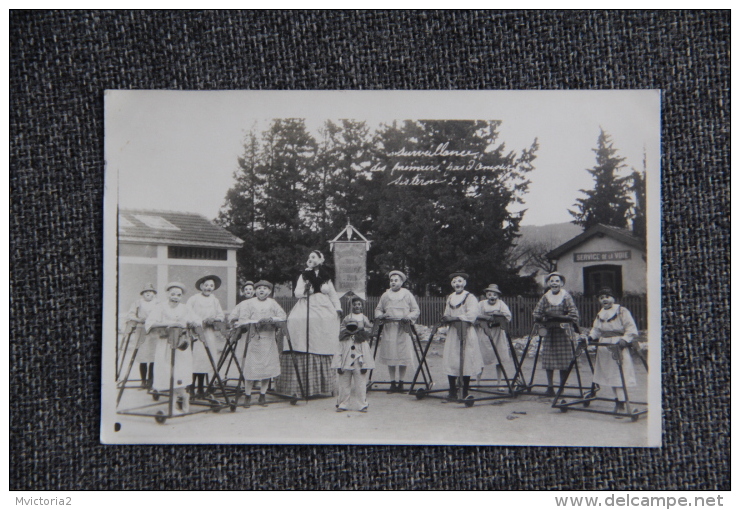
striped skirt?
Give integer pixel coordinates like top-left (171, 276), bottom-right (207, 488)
top-left (275, 352), bottom-right (336, 398)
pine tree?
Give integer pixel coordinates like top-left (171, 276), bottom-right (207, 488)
top-left (370, 120), bottom-right (538, 296)
top-left (219, 118), bottom-right (539, 296)
top-left (257, 119), bottom-right (318, 282)
top-left (569, 129), bottom-right (633, 230)
top-left (629, 167), bottom-right (647, 243)
top-left (216, 129), bottom-right (261, 281)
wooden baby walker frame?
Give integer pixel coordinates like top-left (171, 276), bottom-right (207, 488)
top-left (514, 316), bottom-right (596, 400)
top-left (116, 326), bottom-right (230, 424)
top-left (208, 320), bottom-right (305, 408)
top-left (367, 317), bottom-right (434, 394)
top-left (468, 314), bottom-right (520, 401)
top-left (410, 318), bottom-right (495, 408)
top-left (116, 320), bottom-right (146, 387)
top-left (552, 340), bottom-right (648, 421)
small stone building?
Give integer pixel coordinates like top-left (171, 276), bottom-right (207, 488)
top-left (546, 224), bottom-right (646, 296)
top-left (118, 209), bottom-right (243, 327)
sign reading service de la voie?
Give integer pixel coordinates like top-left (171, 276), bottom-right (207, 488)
top-left (573, 250), bottom-right (632, 263)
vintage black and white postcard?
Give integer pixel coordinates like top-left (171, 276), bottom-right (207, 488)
top-left (102, 90), bottom-right (661, 446)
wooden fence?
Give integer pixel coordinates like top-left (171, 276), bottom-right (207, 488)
top-left (274, 294), bottom-right (648, 338)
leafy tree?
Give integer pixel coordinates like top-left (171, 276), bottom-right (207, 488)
top-left (261, 119), bottom-right (319, 280)
top-left (219, 118), bottom-right (540, 296)
top-left (629, 165), bottom-right (647, 244)
top-left (308, 119), bottom-right (379, 241)
top-left (369, 120), bottom-right (538, 296)
top-left (569, 129), bottom-right (633, 230)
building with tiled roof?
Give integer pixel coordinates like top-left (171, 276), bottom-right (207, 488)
top-left (118, 209), bottom-right (243, 326)
top-left (546, 223), bottom-right (647, 296)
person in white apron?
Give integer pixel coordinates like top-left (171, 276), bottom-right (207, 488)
top-left (374, 270), bottom-right (420, 393)
top-left (144, 282), bottom-right (198, 414)
top-left (231, 280), bottom-right (286, 407)
top-left (441, 271), bottom-right (483, 402)
top-left (585, 287), bottom-right (640, 412)
top-left (124, 283), bottom-right (159, 388)
top-left (278, 250), bottom-right (342, 398)
top-left (187, 275), bottom-right (225, 398)
top-left (475, 284), bottom-right (513, 386)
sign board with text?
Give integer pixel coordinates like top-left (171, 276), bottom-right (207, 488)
top-left (573, 250), bottom-right (632, 263)
top-left (333, 241), bottom-right (367, 299)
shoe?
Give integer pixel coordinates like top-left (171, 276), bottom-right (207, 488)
top-left (359, 406), bottom-right (368, 413)
top-left (243, 395), bottom-right (251, 408)
top-left (614, 400), bottom-right (626, 413)
top-left (442, 390), bottom-right (458, 403)
top-left (336, 407), bottom-right (347, 412)
top-left (387, 381), bottom-right (398, 394)
top-left (258, 394), bottom-right (267, 407)
top-left (545, 387), bottom-right (555, 397)
top-left (397, 382), bottom-right (405, 393)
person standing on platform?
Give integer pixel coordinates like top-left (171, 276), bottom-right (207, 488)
top-left (124, 283), bottom-right (159, 388)
top-left (585, 287), bottom-right (640, 413)
top-left (187, 275), bottom-right (225, 398)
top-left (333, 317), bottom-right (375, 412)
top-left (278, 250), bottom-right (342, 399)
top-left (532, 271), bottom-right (580, 396)
top-left (441, 271), bottom-right (483, 403)
top-left (374, 270), bottom-right (420, 393)
top-left (145, 282), bottom-right (198, 414)
top-left (476, 284), bottom-right (513, 387)
top-left (232, 281), bottom-right (287, 407)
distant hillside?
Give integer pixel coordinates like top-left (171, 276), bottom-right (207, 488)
top-left (512, 222), bottom-right (583, 277)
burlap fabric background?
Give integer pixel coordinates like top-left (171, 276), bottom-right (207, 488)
top-left (10, 11), bottom-right (729, 490)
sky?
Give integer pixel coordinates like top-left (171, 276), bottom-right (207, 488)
top-left (106, 90), bottom-right (660, 227)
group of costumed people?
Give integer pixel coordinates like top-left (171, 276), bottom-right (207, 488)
top-left (533, 271), bottom-right (641, 410)
top-left (123, 251), bottom-right (642, 415)
top-left (125, 275), bottom-right (287, 413)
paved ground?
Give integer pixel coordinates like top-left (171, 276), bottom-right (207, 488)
top-left (105, 338), bottom-right (654, 446)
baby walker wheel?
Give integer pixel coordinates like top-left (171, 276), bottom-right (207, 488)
top-left (559, 399), bottom-right (568, 413)
top-left (154, 411), bottom-right (167, 424)
top-left (630, 409), bottom-right (640, 422)
top-left (152, 392), bottom-right (160, 401)
top-left (290, 398), bottom-right (299, 405)
top-left (415, 388), bottom-right (427, 400)
top-left (464, 395), bottom-right (475, 408)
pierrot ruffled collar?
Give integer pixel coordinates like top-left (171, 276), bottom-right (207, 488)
top-left (449, 291), bottom-right (470, 309)
top-left (597, 305), bottom-right (621, 322)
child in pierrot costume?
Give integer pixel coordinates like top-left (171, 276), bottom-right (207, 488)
top-left (332, 316), bottom-right (375, 413)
